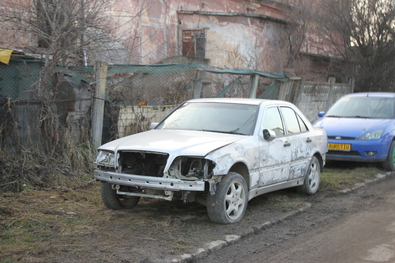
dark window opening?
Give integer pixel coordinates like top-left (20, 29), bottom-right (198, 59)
top-left (182, 29), bottom-right (206, 58)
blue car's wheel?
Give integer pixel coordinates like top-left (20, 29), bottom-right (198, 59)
top-left (383, 140), bottom-right (395, 171)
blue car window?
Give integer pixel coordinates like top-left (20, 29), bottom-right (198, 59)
top-left (327, 97), bottom-right (395, 119)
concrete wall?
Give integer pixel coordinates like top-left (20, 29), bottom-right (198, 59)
top-left (278, 78), bottom-right (353, 122)
top-left (118, 105), bottom-right (176, 137)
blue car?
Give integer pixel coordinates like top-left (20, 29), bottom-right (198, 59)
top-left (313, 92), bottom-right (395, 171)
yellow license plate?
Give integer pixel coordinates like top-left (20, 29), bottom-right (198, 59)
top-left (328, 143), bottom-right (351, 151)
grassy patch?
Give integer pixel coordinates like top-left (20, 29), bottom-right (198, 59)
top-left (261, 164), bottom-right (384, 211)
top-left (320, 166), bottom-right (382, 191)
top-left (0, 179), bottom-right (100, 259)
top-left (265, 192), bottom-right (304, 212)
top-left (1, 215), bottom-right (56, 251)
top-left (170, 240), bottom-right (190, 254)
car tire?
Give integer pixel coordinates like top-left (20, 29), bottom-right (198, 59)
top-left (297, 156), bottom-right (321, 195)
top-left (206, 172), bottom-right (248, 224)
top-left (383, 140), bottom-right (395, 171)
top-left (101, 182), bottom-right (140, 210)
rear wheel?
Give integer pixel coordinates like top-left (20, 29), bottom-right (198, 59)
top-left (383, 140), bottom-right (395, 171)
top-left (207, 172), bottom-right (248, 224)
top-left (101, 182), bottom-right (140, 210)
top-left (298, 156), bottom-right (321, 195)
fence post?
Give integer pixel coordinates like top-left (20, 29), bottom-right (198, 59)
top-left (248, 74), bottom-right (259, 98)
top-left (291, 77), bottom-right (304, 107)
top-left (326, 77), bottom-right (336, 111)
top-left (92, 61), bottom-right (108, 149)
top-left (193, 69), bottom-right (205, 99)
top-left (350, 77), bottom-right (355, 93)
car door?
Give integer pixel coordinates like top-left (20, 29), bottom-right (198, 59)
top-left (279, 106), bottom-right (311, 180)
top-left (258, 106), bottom-right (291, 186)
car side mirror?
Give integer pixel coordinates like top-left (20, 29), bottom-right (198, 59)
top-left (318, 112), bottom-right (325, 117)
top-left (150, 122), bottom-right (159, 129)
top-left (263, 129), bottom-right (276, 141)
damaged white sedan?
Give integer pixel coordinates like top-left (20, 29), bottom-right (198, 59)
top-left (94, 98), bottom-right (327, 224)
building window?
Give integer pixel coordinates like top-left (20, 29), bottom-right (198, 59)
top-left (182, 29), bottom-right (206, 58)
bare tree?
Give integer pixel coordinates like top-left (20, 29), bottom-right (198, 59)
top-left (0, 0), bottom-right (116, 155)
top-left (280, 0), bottom-right (339, 80)
top-left (1, 0), bottom-right (114, 79)
top-left (311, 0), bottom-right (395, 91)
top-left (283, 0), bottom-right (312, 66)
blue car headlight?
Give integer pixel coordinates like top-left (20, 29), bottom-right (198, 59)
top-left (359, 130), bottom-right (384, 140)
top-left (96, 150), bottom-right (116, 167)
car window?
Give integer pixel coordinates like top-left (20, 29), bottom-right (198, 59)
top-left (326, 97), bottom-right (395, 119)
top-left (297, 114), bottom-right (309, 132)
top-left (280, 107), bottom-right (308, 134)
top-left (156, 102), bottom-right (259, 135)
top-left (262, 107), bottom-right (284, 136)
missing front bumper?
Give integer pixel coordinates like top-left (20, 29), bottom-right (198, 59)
top-left (94, 170), bottom-right (206, 192)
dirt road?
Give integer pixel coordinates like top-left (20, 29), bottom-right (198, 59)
top-left (197, 172), bottom-right (395, 263)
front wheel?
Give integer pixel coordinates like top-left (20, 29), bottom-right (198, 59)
top-left (101, 182), bottom-right (140, 210)
top-left (297, 156), bottom-right (321, 195)
top-left (206, 172), bottom-right (248, 224)
top-left (383, 140), bottom-right (395, 171)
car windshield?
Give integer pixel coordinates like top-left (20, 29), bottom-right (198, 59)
top-left (326, 97), bottom-right (395, 119)
top-left (156, 102), bottom-right (259, 135)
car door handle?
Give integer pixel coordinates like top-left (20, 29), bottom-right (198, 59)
top-left (306, 138), bottom-right (312, 143)
top-left (284, 141), bottom-right (291, 147)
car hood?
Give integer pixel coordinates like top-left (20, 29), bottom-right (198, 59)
top-left (98, 129), bottom-right (245, 156)
top-left (313, 117), bottom-right (392, 137)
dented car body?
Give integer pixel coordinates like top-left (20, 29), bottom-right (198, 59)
top-left (94, 98), bottom-right (327, 224)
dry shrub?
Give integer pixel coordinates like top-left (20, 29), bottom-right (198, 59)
top-left (0, 100), bottom-right (96, 193)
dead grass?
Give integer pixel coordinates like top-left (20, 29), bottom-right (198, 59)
top-left (0, 102), bottom-right (96, 193)
top-left (0, 176), bottom-right (99, 252)
top-left (0, 181), bottom-right (211, 262)
top-left (0, 145), bottom-right (95, 193)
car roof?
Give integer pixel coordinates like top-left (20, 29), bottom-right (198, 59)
top-left (344, 92), bottom-right (395, 98)
top-left (186, 97), bottom-right (292, 106)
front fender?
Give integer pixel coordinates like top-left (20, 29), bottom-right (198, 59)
top-left (206, 140), bottom-right (259, 176)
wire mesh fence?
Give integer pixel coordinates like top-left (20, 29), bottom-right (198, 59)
top-left (0, 59), bottom-right (42, 100)
top-left (2, 58), bottom-right (354, 149)
top-left (0, 60), bottom-right (289, 148)
top-left (70, 63), bottom-right (285, 140)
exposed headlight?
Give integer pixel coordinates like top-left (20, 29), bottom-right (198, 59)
top-left (96, 151), bottom-right (115, 167)
top-left (359, 130), bottom-right (384, 140)
top-left (169, 157), bottom-right (215, 179)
